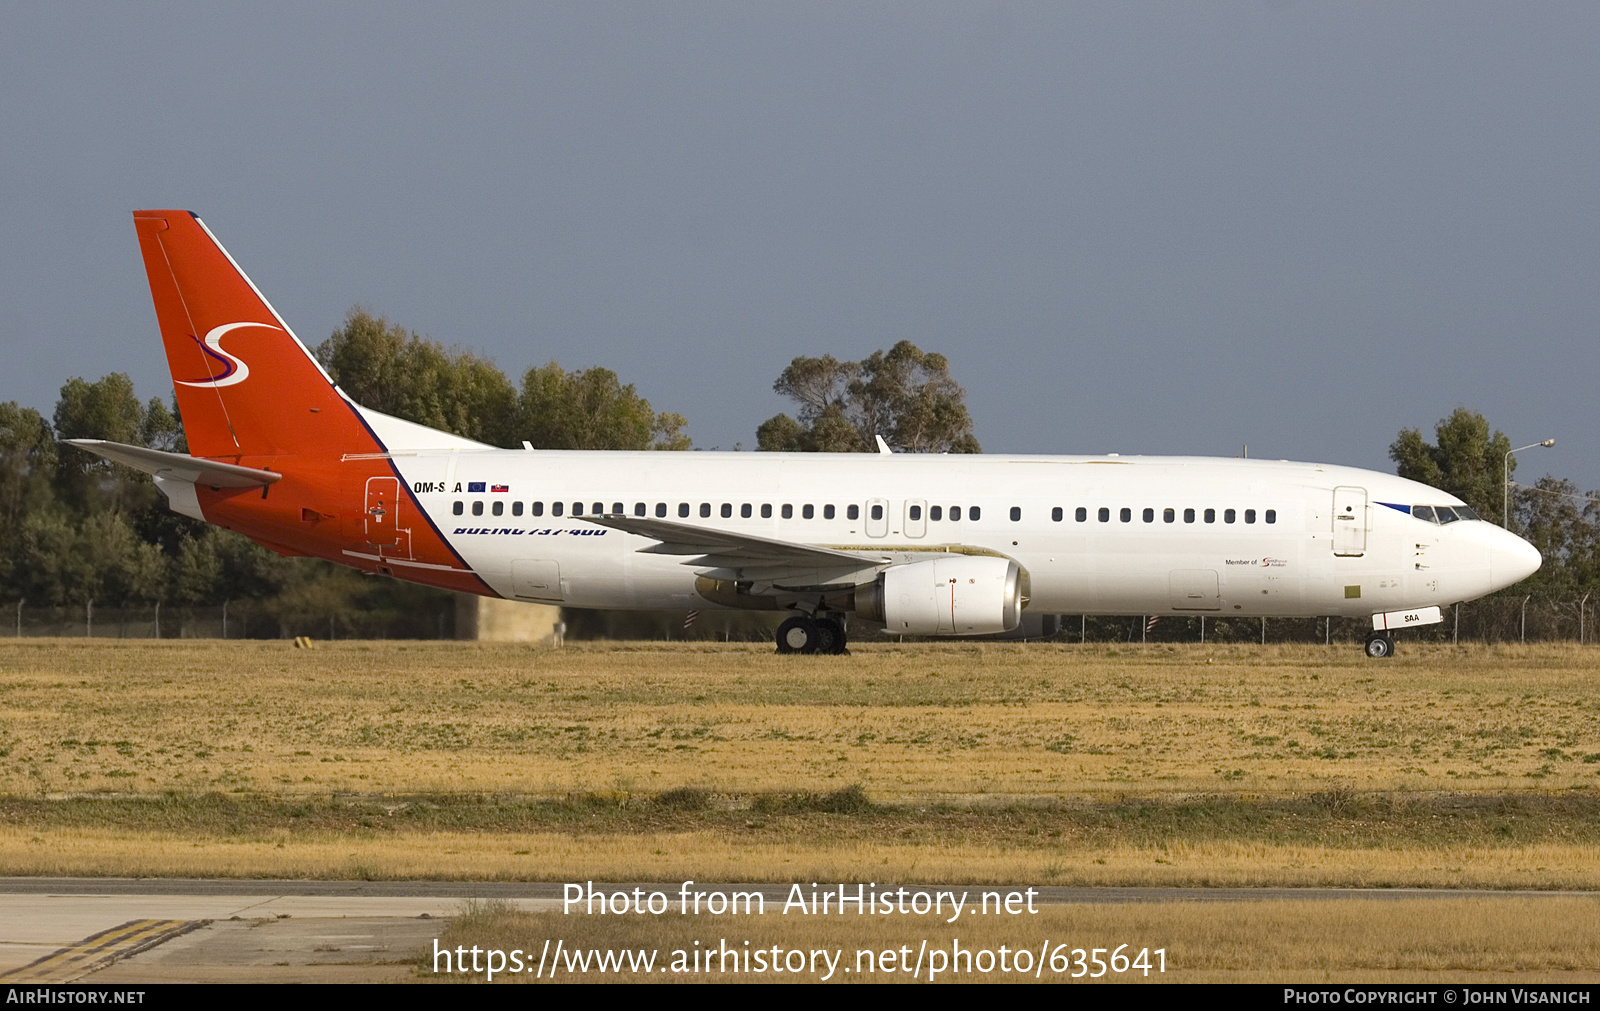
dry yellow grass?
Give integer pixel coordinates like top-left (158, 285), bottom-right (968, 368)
top-left (2, 639), bottom-right (1600, 886)
top-left (428, 898), bottom-right (1600, 983)
top-left (7, 825), bottom-right (1600, 889)
top-left (2, 639), bottom-right (1598, 798)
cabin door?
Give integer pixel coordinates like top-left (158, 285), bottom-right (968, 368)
top-left (1332, 486), bottom-right (1368, 556)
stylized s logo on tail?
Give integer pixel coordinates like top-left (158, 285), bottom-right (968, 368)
top-left (175, 321), bottom-right (275, 388)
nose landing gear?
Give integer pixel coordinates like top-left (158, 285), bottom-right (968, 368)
top-left (1363, 632), bottom-right (1395, 658)
top-left (775, 615), bottom-right (849, 654)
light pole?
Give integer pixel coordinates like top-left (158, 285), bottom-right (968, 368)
top-left (1504, 439), bottom-right (1555, 528)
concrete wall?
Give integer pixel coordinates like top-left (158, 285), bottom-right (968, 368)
top-left (454, 593), bottom-right (561, 645)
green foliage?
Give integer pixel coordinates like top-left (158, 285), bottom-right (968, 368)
top-left (1388, 408), bottom-right (1512, 524)
top-left (517, 363), bottom-right (690, 451)
top-left (757, 341), bottom-right (980, 453)
top-left (318, 309), bottom-right (689, 452)
top-left (317, 309), bottom-right (519, 446)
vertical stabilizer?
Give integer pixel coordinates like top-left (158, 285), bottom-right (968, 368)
top-left (132, 211), bottom-right (368, 459)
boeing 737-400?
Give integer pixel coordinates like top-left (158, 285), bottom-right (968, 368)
top-left (69, 211), bottom-right (1543, 657)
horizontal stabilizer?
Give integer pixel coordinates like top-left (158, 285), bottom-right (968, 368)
top-left (65, 439), bottom-right (282, 489)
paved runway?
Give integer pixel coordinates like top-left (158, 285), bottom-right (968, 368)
top-left (2, 879), bottom-right (1595, 983)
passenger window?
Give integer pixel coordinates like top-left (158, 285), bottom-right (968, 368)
top-left (1052, 507), bottom-right (1063, 522)
top-left (655, 503), bottom-right (666, 518)
top-left (1245, 509), bottom-right (1256, 524)
top-left (950, 506), bottom-right (962, 522)
top-left (678, 503), bottom-right (690, 518)
top-left (761, 503), bottom-right (772, 520)
top-left (452, 501), bottom-right (463, 516)
top-left (781, 504), bottom-right (793, 519)
top-left (1204, 508), bottom-right (1214, 523)
top-left (1183, 508), bottom-right (1194, 523)
top-left (1163, 508), bottom-right (1175, 523)
top-left (848, 505), bottom-right (860, 520)
top-left (1010, 506), bottom-right (1022, 521)
top-left (532, 502), bottom-right (545, 517)
top-left (1224, 508), bottom-right (1235, 524)
top-left (512, 501), bottom-right (524, 517)
top-left (1265, 509), bottom-right (1276, 524)
top-left (930, 506), bottom-right (942, 521)
top-left (741, 504), bottom-right (753, 518)
top-left (634, 503), bottom-right (645, 517)
top-left (492, 501), bottom-right (504, 516)
top-left (592, 502), bottom-right (603, 516)
top-left (803, 504), bottom-right (815, 519)
top-left (1142, 508), bottom-right (1154, 523)
top-left (553, 502), bottom-right (564, 517)
top-left (1121, 508), bottom-right (1132, 523)
top-left (909, 505), bottom-right (922, 520)
top-left (572, 502), bottom-right (584, 516)
top-left (1075, 507), bottom-right (1087, 522)
top-left (472, 501), bottom-right (483, 516)
top-left (611, 502), bottom-right (623, 515)
top-left (700, 503), bottom-right (711, 518)
top-left (970, 506), bottom-right (981, 521)
top-left (1098, 507), bottom-right (1110, 522)
top-left (824, 505), bottom-right (836, 520)
top-left (870, 504), bottom-right (882, 521)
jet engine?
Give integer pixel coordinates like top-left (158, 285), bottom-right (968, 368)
top-left (855, 555), bottom-right (1022, 635)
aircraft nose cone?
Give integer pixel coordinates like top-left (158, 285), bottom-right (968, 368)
top-left (1490, 528), bottom-right (1542, 589)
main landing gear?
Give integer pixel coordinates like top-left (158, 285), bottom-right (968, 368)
top-left (775, 615), bottom-right (849, 655)
top-left (1363, 632), bottom-right (1395, 659)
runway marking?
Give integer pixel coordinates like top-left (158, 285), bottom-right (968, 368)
top-left (0, 918), bottom-right (202, 983)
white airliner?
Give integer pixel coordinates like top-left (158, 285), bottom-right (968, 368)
top-left (70, 211), bottom-right (1542, 658)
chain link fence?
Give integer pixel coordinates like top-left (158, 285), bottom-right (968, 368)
top-left (3, 595), bottom-right (1594, 644)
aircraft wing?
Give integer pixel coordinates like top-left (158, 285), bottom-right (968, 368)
top-left (65, 439), bottom-right (282, 488)
top-left (581, 514), bottom-right (892, 586)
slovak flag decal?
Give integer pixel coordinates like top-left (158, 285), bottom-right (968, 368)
top-left (491, 484), bottom-right (509, 493)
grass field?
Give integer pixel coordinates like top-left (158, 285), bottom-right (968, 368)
top-left (1, 639), bottom-right (1598, 887)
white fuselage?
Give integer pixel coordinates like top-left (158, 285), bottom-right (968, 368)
top-left (378, 448), bottom-right (1540, 619)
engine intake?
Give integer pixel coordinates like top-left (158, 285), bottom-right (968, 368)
top-left (856, 555), bottom-right (1022, 636)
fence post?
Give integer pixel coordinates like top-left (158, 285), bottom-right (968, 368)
top-left (153, 601), bottom-right (160, 640)
top-left (1521, 595), bottom-right (1531, 644)
top-left (15, 599), bottom-right (20, 638)
top-left (1453, 603), bottom-right (1459, 645)
top-left (1261, 617), bottom-right (1266, 645)
top-left (1581, 593), bottom-right (1590, 645)
top-left (86, 600), bottom-right (92, 638)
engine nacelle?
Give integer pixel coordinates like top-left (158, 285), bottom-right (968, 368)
top-left (856, 555), bottom-right (1022, 636)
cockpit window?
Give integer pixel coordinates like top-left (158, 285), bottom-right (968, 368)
top-left (1411, 504), bottom-right (1475, 524)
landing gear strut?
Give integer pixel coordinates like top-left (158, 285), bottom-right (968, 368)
top-left (775, 615), bottom-right (849, 655)
top-left (1363, 631), bottom-right (1395, 659)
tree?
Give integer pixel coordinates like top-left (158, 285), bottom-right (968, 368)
top-left (757, 341), bottom-right (980, 453)
top-left (1389, 408), bottom-right (1512, 524)
top-left (516, 363), bottom-right (689, 451)
top-left (1516, 477), bottom-right (1600, 592)
top-left (317, 309), bottom-right (519, 446)
top-left (52, 373), bottom-right (153, 514)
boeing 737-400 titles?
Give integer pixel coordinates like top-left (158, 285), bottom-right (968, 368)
top-left (69, 211), bottom-right (1542, 657)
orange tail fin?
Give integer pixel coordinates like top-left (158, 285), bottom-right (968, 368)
top-left (133, 211), bottom-right (368, 460)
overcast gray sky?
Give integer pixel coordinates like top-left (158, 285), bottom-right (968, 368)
top-left (3, 3), bottom-right (1595, 489)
